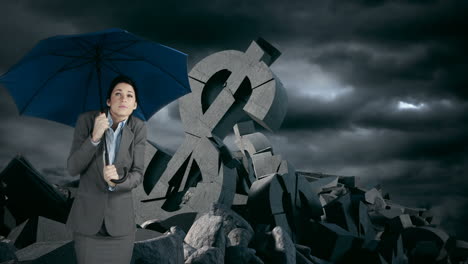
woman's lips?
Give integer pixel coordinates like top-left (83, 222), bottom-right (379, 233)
top-left (118, 105), bottom-right (128, 108)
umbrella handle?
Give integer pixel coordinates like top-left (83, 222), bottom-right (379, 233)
top-left (102, 110), bottom-right (110, 166)
top-left (103, 136), bottom-right (110, 165)
top-left (111, 167), bottom-right (129, 184)
top-left (101, 110), bottom-right (128, 184)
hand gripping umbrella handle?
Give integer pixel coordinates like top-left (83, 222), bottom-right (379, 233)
top-left (111, 167), bottom-right (129, 184)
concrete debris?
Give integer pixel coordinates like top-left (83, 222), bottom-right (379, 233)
top-left (225, 246), bottom-right (263, 264)
top-left (365, 188), bottom-right (387, 207)
top-left (2, 152), bottom-right (465, 264)
top-left (272, 226), bottom-right (296, 264)
top-left (359, 202), bottom-right (378, 241)
top-left (323, 193), bottom-right (359, 236)
top-left (447, 239), bottom-right (468, 263)
top-left (247, 174), bottom-right (293, 236)
top-left (184, 242), bottom-right (197, 261)
top-left (184, 214), bottom-right (226, 258)
top-left (296, 249), bottom-right (314, 264)
top-left (7, 216), bottom-right (72, 250)
top-left (304, 221), bottom-right (359, 262)
top-left (0, 156), bottom-right (71, 228)
top-left (185, 246), bottom-right (224, 264)
top-left (1, 207), bottom-right (15, 237)
top-left (2, 156), bottom-right (464, 264)
top-left (0, 239), bottom-right (17, 264)
top-left (133, 231), bottom-right (184, 264)
top-left (227, 228), bottom-right (252, 247)
top-left (210, 203), bottom-right (254, 237)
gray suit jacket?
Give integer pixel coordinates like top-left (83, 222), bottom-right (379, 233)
top-left (66, 110), bottom-right (147, 236)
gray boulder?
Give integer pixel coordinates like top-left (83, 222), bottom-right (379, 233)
top-left (185, 246), bottom-right (223, 264)
top-left (133, 232), bottom-right (184, 264)
top-left (185, 214), bottom-right (226, 258)
top-left (272, 226), bottom-right (296, 264)
top-left (225, 246), bottom-right (263, 264)
top-left (227, 228), bottom-right (252, 247)
top-left (184, 242), bottom-right (197, 261)
top-left (210, 203), bottom-right (253, 236)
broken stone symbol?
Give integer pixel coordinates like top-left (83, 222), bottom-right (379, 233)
top-left (140, 39), bottom-right (288, 221)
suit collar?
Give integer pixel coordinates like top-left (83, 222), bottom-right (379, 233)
top-left (107, 110), bottom-right (128, 130)
top-left (96, 114), bottom-right (135, 174)
top-left (114, 124), bottom-right (134, 165)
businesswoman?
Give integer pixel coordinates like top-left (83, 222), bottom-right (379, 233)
top-left (66, 75), bottom-right (147, 264)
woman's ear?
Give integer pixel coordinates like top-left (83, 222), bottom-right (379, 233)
top-left (107, 99), bottom-right (110, 107)
top-left (133, 102), bottom-right (137, 110)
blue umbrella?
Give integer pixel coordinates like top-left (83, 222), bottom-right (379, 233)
top-left (0, 28), bottom-right (191, 126)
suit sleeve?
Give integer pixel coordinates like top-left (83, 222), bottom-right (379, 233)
top-left (115, 120), bottom-right (147, 192)
top-left (67, 113), bottom-right (99, 176)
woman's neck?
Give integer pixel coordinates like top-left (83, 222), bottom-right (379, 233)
top-left (108, 111), bottom-right (127, 131)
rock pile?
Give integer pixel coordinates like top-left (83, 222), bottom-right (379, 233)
top-left (0, 155), bottom-right (467, 263)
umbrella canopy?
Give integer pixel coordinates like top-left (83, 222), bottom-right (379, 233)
top-left (0, 28), bottom-right (191, 126)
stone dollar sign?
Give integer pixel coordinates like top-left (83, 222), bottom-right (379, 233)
top-left (134, 39), bottom-right (288, 224)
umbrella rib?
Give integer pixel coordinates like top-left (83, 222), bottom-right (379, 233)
top-left (19, 59), bottom-right (94, 114)
top-left (99, 40), bottom-right (141, 54)
top-left (106, 58), bottom-right (144, 62)
top-left (41, 37), bottom-right (96, 61)
top-left (101, 40), bottom-right (141, 58)
top-left (2, 47), bottom-right (95, 78)
top-left (59, 59), bottom-right (96, 72)
top-left (72, 38), bottom-right (94, 53)
top-left (101, 60), bottom-right (124, 75)
top-left (48, 53), bottom-right (94, 59)
top-left (104, 51), bottom-right (188, 91)
top-left (83, 63), bottom-right (95, 114)
top-left (100, 41), bottom-right (189, 90)
top-left (77, 34), bottom-right (140, 58)
top-left (75, 38), bottom-right (97, 51)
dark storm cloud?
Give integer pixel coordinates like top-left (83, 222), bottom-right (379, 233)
top-left (0, 2), bottom-right (78, 69)
top-left (8, 0), bottom-right (466, 100)
top-left (9, 0), bottom-right (468, 52)
top-left (312, 43), bottom-right (468, 99)
top-left (318, 0), bottom-right (467, 99)
top-left (282, 91), bottom-right (468, 133)
top-left (271, 128), bottom-right (463, 170)
top-left (18, 0), bottom-right (271, 54)
top-left (353, 99), bottom-right (468, 131)
top-left (281, 94), bottom-right (355, 131)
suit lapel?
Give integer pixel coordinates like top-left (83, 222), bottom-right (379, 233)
top-left (96, 140), bottom-right (105, 177)
top-left (96, 115), bottom-right (134, 176)
top-left (115, 118), bottom-right (134, 165)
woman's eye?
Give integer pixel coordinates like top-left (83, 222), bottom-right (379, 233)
top-left (128, 95), bottom-right (133, 98)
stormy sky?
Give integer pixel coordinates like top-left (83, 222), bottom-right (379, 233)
top-left (0, 0), bottom-right (467, 239)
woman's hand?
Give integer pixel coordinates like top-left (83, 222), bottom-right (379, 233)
top-left (91, 112), bottom-right (109, 142)
top-left (104, 165), bottom-right (118, 187)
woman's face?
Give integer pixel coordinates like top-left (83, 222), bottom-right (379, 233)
top-left (106, 82), bottom-right (137, 120)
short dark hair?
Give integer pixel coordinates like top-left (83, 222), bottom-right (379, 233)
top-left (107, 75), bottom-right (139, 103)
